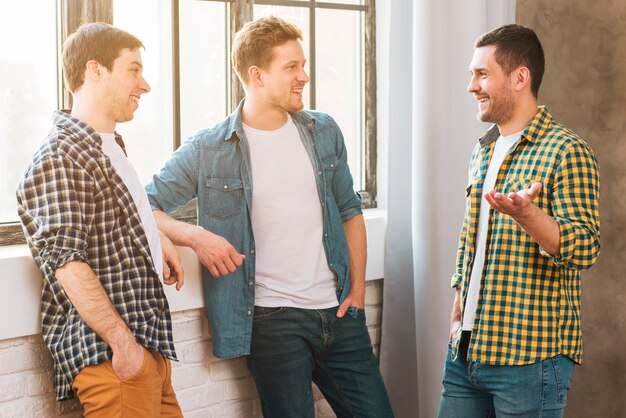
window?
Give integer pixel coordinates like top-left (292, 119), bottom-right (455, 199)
top-left (0, 0), bottom-right (376, 246)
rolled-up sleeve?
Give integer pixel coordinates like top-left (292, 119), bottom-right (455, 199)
top-left (539, 141), bottom-right (600, 271)
top-left (17, 154), bottom-right (92, 277)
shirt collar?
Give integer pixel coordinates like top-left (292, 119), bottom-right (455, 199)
top-left (478, 106), bottom-right (552, 148)
top-left (224, 99), bottom-right (316, 141)
top-left (53, 110), bottom-right (127, 154)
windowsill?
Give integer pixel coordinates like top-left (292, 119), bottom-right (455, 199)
top-left (0, 208), bottom-right (387, 340)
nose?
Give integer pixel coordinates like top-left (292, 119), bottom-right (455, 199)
top-left (299, 67), bottom-right (310, 83)
top-left (139, 75), bottom-right (150, 94)
top-left (467, 76), bottom-right (478, 94)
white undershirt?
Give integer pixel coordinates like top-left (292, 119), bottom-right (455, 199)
top-left (244, 114), bottom-right (337, 309)
top-left (99, 133), bottom-right (163, 281)
top-left (462, 129), bottom-right (523, 331)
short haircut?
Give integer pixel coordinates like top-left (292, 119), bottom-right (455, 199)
top-left (232, 16), bottom-right (303, 84)
top-left (62, 22), bottom-right (144, 93)
top-left (475, 24), bottom-right (545, 98)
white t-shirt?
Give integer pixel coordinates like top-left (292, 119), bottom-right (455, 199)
top-left (243, 115), bottom-right (338, 309)
top-left (462, 129), bottom-right (523, 331)
top-left (99, 133), bottom-right (163, 281)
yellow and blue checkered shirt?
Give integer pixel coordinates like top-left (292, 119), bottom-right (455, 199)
top-left (451, 106), bottom-right (600, 365)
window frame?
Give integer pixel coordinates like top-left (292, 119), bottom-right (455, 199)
top-left (0, 0), bottom-right (376, 246)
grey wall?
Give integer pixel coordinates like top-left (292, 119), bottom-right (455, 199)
top-left (517, 2), bottom-right (626, 417)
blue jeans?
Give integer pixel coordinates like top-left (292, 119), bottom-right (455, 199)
top-left (438, 340), bottom-right (575, 418)
top-left (246, 306), bottom-right (394, 418)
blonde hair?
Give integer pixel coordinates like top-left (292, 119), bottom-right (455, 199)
top-left (232, 16), bottom-right (303, 84)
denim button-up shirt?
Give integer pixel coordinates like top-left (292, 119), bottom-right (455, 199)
top-left (146, 101), bottom-right (362, 359)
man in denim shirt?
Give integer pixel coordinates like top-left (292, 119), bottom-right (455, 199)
top-left (146, 16), bottom-right (393, 418)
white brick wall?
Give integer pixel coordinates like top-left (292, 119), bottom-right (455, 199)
top-left (0, 280), bottom-right (384, 417)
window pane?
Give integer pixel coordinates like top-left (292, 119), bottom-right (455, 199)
top-left (253, 5), bottom-right (311, 109)
top-left (319, 0), bottom-right (364, 4)
top-left (113, 0), bottom-right (174, 185)
top-left (316, 9), bottom-right (363, 190)
top-left (0, 2), bottom-right (57, 223)
top-left (179, 0), bottom-right (228, 140)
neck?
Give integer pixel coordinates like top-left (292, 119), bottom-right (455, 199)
top-left (497, 96), bottom-right (539, 136)
top-left (241, 94), bottom-right (288, 131)
top-left (70, 92), bottom-right (116, 133)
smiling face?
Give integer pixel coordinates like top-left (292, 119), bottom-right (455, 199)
top-left (259, 40), bottom-right (309, 113)
top-left (100, 48), bottom-right (150, 124)
top-left (467, 45), bottom-right (516, 127)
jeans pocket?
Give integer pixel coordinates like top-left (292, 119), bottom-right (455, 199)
top-left (253, 306), bottom-right (285, 321)
top-left (542, 355), bottom-right (575, 407)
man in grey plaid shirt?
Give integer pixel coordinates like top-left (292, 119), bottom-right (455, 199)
top-left (16, 23), bottom-right (184, 417)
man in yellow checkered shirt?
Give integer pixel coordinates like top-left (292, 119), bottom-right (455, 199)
top-left (437, 24), bottom-right (600, 418)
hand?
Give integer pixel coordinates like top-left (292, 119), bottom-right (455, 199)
top-left (484, 182), bottom-right (542, 219)
top-left (336, 288), bottom-right (365, 318)
top-left (192, 229), bottom-right (245, 278)
top-left (111, 341), bottom-right (145, 381)
top-left (449, 320), bottom-right (462, 342)
top-left (159, 231), bottom-right (184, 290)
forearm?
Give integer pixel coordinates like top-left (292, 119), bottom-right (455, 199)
top-left (343, 214), bottom-right (367, 296)
top-left (153, 209), bottom-right (207, 250)
top-left (55, 261), bottom-right (135, 352)
top-left (451, 288), bottom-right (462, 322)
top-left (513, 204), bottom-right (560, 255)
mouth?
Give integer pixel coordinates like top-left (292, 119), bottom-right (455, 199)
top-left (130, 94), bottom-right (140, 104)
top-left (291, 88), bottom-right (304, 95)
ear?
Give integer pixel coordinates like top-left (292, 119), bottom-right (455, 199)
top-left (513, 66), bottom-right (531, 93)
top-left (85, 60), bottom-right (102, 83)
top-left (248, 65), bottom-right (263, 88)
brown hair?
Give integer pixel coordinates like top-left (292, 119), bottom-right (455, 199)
top-left (232, 16), bottom-right (303, 84)
top-left (475, 24), bottom-right (544, 98)
top-left (62, 22), bottom-right (143, 93)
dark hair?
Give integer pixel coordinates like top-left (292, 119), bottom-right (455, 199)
top-left (475, 24), bottom-right (544, 98)
top-left (62, 22), bottom-right (144, 93)
top-left (232, 16), bottom-right (303, 84)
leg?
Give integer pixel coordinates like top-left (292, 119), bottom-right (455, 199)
top-left (312, 308), bottom-right (394, 418)
top-left (482, 356), bottom-right (574, 418)
top-left (72, 347), bottom-right (183, 418)
top-left (539, 355), bottom-right (575, 418)
top-left (437, 342), bottom-right (494, 418)
top-left (72, 346), bottom-right (161, 418)
top-left (246, 307), bottom-right (317, 418)
top-left (156, 354), bottom-right (183, 418)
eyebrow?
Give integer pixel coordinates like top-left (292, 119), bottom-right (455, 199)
top-left (129, 61), bottom-right (143, 69)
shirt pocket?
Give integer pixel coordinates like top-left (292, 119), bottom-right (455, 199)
top-left (205, 177), bottom-right (244, 220)
top-left (321, 155), bottom-right (340, 183)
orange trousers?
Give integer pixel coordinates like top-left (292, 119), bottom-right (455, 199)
top-left (71, 346), bottom-right (183, 418)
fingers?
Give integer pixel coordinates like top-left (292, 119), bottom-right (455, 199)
top-left (201, 246), bottom-right (246, 278)
top-left (336, 300), bottom-right (349, 318)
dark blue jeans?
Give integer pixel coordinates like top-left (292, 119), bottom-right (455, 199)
top-left (246, 306), bottom-right (394, 418)
top-left (437, 340), bottom-right (575, 418)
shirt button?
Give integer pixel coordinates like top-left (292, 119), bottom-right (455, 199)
top-left (318, 171), bottom-right (322, 175)
top-left (246, 310), bottom-right (252, 316)
top-left (249, 281), bottom-right (253, 286)
top-left (321, 202), bottom-right (325, 207)
top-left (250, 249), bottom-right (255, 254)
top-left (330, 164), bottom-right (334, 168)
top-left (324, 233), bottom-right (328, 237)
top-left (223, 185), bottom-right (228, 189)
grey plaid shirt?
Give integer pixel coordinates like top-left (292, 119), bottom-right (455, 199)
top-left (16, 111), bottom-right (177, 400)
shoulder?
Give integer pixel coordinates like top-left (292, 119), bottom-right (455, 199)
top-left (186, 114), bottom-right (236, 149)
top-left (295, 110), bottom-right (339, 133)
top-left (542, 120), bottom-right (596, 160)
